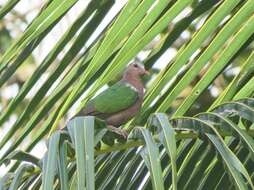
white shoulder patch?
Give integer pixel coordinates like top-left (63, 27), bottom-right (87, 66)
top-left (125, 83), bottom-right (138, 92)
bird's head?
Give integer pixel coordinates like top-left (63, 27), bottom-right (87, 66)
top-left (124, 62), bottom-right (149, 78)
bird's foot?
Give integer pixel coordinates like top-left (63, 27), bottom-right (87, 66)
top-left (107, 125), bottom-right (128, 139)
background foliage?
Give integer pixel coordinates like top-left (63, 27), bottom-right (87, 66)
top-left (0, 0), bottom-right (254, 189)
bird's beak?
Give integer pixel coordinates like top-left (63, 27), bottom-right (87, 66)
top-left (144, 70), bottom-right (150, 75)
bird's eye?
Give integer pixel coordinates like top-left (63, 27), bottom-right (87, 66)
top-left (133, 64), bottom-right (138, 68)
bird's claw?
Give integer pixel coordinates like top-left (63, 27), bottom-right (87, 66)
top-left (107, 125), bottom-right (128, 139)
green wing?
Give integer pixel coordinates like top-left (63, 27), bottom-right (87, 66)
top-left (92, 81), bottom-right (139, 113)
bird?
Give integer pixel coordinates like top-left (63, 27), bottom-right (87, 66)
top-left (73, 62), bottom-right (149, 138)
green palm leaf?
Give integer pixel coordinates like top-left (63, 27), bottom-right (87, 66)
top-left (0, 0), bottom-right (254, 189)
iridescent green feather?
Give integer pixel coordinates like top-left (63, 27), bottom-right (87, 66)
top-left (92, 81), bottom-right (139, 113)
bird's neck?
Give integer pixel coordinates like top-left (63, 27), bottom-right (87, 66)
top-left (122, 74), bottom-right (144, 97)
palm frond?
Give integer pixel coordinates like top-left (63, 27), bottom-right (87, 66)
top-left (0, 0), bottom-right (254, 189)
